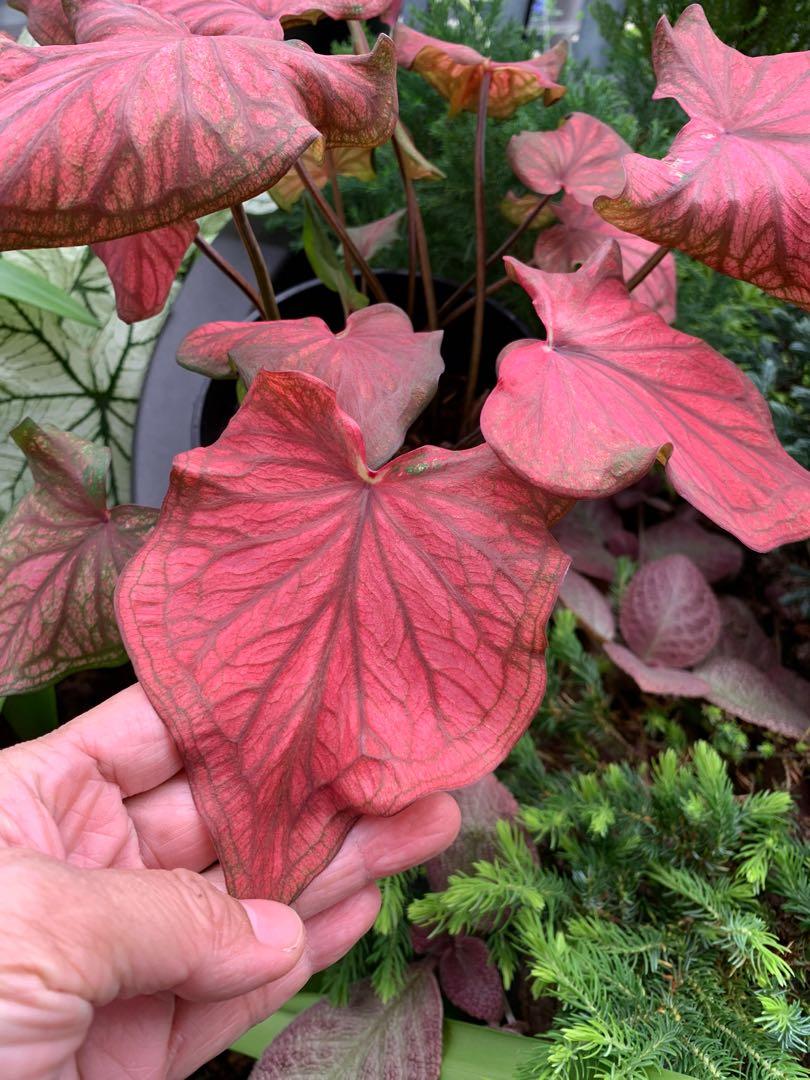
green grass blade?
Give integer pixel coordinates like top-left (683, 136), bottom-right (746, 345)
top-left (0, 256), bottom-right (100, 326)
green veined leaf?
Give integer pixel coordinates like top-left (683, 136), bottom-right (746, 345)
top-left (0, 255), bottom-right (99, 327)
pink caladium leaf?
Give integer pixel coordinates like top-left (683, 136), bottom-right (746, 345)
top-left (595, 5), bottom-right (810, 311)
top-left (178, 304), bottom-right (443, 468)
top-left (271, 144), bottom-right (376, 211)
top-left (532, 196), bottom-right (677, 322)
top-left (604, 642), bottom-right (710, 698)
top-left (117, 372), bottom-right (570, 901)
top-left (768, 665), bottom-right (810, 711)
top-left (91, 221), bottom-right (198, 324)
top-left (250, 966), bottom-right (443, 1080)
top-left (695, 658), bottom-right (809, 740)
top-left (500, 191), bottom-right (556, 230)
top-left (481, 244), bottom-right (810, 551)
top-left (619, 555), bottom-right (720, 668)
top-left (0, 421), bottom-right (156, 696)
top-left (551, 499), bottom-right (632, 582)
top-left (0, 2), bottom-right (397, 250)
top-left (426, 773), bottom-right (519, 891)
top-left (558, 568), bottom-right (615, 642)
top-left (707, 597), bottom-right (777, 670)
top-left (345, 209), bottom-right (406, 262)
top-left (394, 24), bottom-right (566, 119)
top-left (439, 936), bottom-right (504, 1024)
top-left (508, 112), bottom-right (630, 205)
top-left (640, 518), bottom-right (743, 583)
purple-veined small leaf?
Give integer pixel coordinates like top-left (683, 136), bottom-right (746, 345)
top-left (707, 597), bottom-right (777, 671)
top-left (249, 965), bottom-right (442, 1080)
top-left (426, 772), bottom-right (519, 891)
top-left (439, 936), bottom-right (504, 1024)
top-left (640, 518), bottom-right (743, 583)
top-left (0, 420), bottom-right (156, 694)
top-left (178, 304), bottom-right (444, 468)
top-left (604, 642), bottom-right (710, 697)
top-left (558, 568), bottom-right (615, 641)
top-left (345, 209), bottom-right (406, 261)
top-left (619, 554), bottom-right (720, 668)
top-left (696, 657), bottom-right (809, 740)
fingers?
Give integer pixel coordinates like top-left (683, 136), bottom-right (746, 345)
top-left (0, 849), bottom-right (304, 1010)
top-left (167, 883), bottom-right (382, 1078)
top-left (294, 792), bottom-right (460, 920)
top-left (56, 683), bottom-right (183, 797)
top-left (126, 772), bottom-right (216, 872)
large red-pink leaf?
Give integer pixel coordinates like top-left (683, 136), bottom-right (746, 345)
top-left (346, 209), bottom-right (406, 262)
top-left (0, 421), bottom-right (156, 695)
top-left (426, 773), bottom-right (519, 891)
top-left (439, 936), bottom-right (504, 1024)
top-left (116, 372), bottom-right (570, 901)
top-left (178, 304), bottom-right (443, 468)
top-left (532, 196), bottom-right (677, 322)
top-left (707, 597), bottom-right (777, 670)
top-left (250, 966), bottom-right (442, 1079)
top-left (595, 5), bottom-right (810, 311)
top-left (640, 518), bottom-right (743, 583)
top-left (0, 5), bottom-right (397, 250)
top-left (92, 221), bottom-right (198, 324)
top-left (551, 499), bottom-right (632, 582)
top-left (394, 24), bottom-right (566, 119)
top-left (508, 112), bottom-right (630, 205)
top-left (619, 554), bottom-right (720, 668)
top-left (558, 568), bottom-right (615, 642)
top-left (8, 0), bottom-right (72, 43)
top-left (271, 144), bottom-right (376, 211)
top-left (481, 244), bottom-right (810, 551)
top-left (695, 658), bottom-right (809, 740)
top-left (604, 642), bottom-right (710, 697)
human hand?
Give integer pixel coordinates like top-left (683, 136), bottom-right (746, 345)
top-left (0, 684), bottom-right (460, 1079)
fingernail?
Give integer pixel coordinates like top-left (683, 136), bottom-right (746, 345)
top-left (241, 900), bottom-right (304, 953)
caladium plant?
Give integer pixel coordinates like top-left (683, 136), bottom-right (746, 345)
top-left (0, 0), bottom-right (808, 956)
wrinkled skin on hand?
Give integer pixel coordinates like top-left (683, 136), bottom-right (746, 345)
top-left (0, 685), bottom-right (459, 1079)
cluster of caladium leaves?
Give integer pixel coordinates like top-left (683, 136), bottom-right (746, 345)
top-left (554, 498), bottom-right (809, 741)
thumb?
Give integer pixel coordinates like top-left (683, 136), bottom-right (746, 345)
top-left (0, 850), bottom-right (305, 1006)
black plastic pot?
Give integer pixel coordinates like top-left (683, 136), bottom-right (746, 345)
top-left (132, 225), bottom-right (530, 507)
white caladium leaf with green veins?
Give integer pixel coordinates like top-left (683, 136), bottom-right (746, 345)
top-left (0, 245), bottom-right (175, 515)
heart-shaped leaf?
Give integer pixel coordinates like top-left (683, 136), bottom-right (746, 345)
top-left (426, 773), bottom-right (519, 891)
top-left (533, 195), bottom-right (677, 322)
top-left (178, 304), bottom-right (443, 468)
top-left (481, 244), bottom-right (810, 551)
top-left (250, 966), bottom-right (443, 1080)
top-left (394, 24), bottom-right (566, 118)
top-left (117, 372), bottom-right (570, 900)
top-left (604, 642), bottom-right (711, 697)
top-left (558, 568), bottom-right (615, 641)
top-left (696, 658), bottom-right (809, 740)
top-left (439, 936), bottom-right (504, 1024)
top-left (92, 222), bottom-right (198, 324)
top-left (640, 518), bottom-right (743, 583)
top-left (0, 4), bottom-right (397, 250)
top-left (8, 0), bottom-right (73, 44)
top-left (0, 421), bottom-right (156, 695)
top-left (271, 145), bottom-right (375, 211)
top-left (0, 246), bottom-right (173, 515)
top-left (595, 4), bottom-right (810, 311)
top-left (508, 112), bottom-right (630, 205)
top-left (345, 209), bottom-right (406, 262)
top-left (619, 554), bottom-right (720, 668)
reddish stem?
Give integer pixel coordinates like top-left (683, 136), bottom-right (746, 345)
top-left (230, 203), bottom-right (280, 320)
top-left (392, 136), bottom-right (437, 330)
top-left (441, 275), bottom-right (509, 328)
top-left (325, 149), bottom-right (353, 280)
top-left (461, 69), bottom-right (492, 431)
top-left (192, 236), bottom-right (264, 313)
top-left (295, 162), bottom-right (388, 304)
top-left (626, 245), bottom-right (670, 291)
